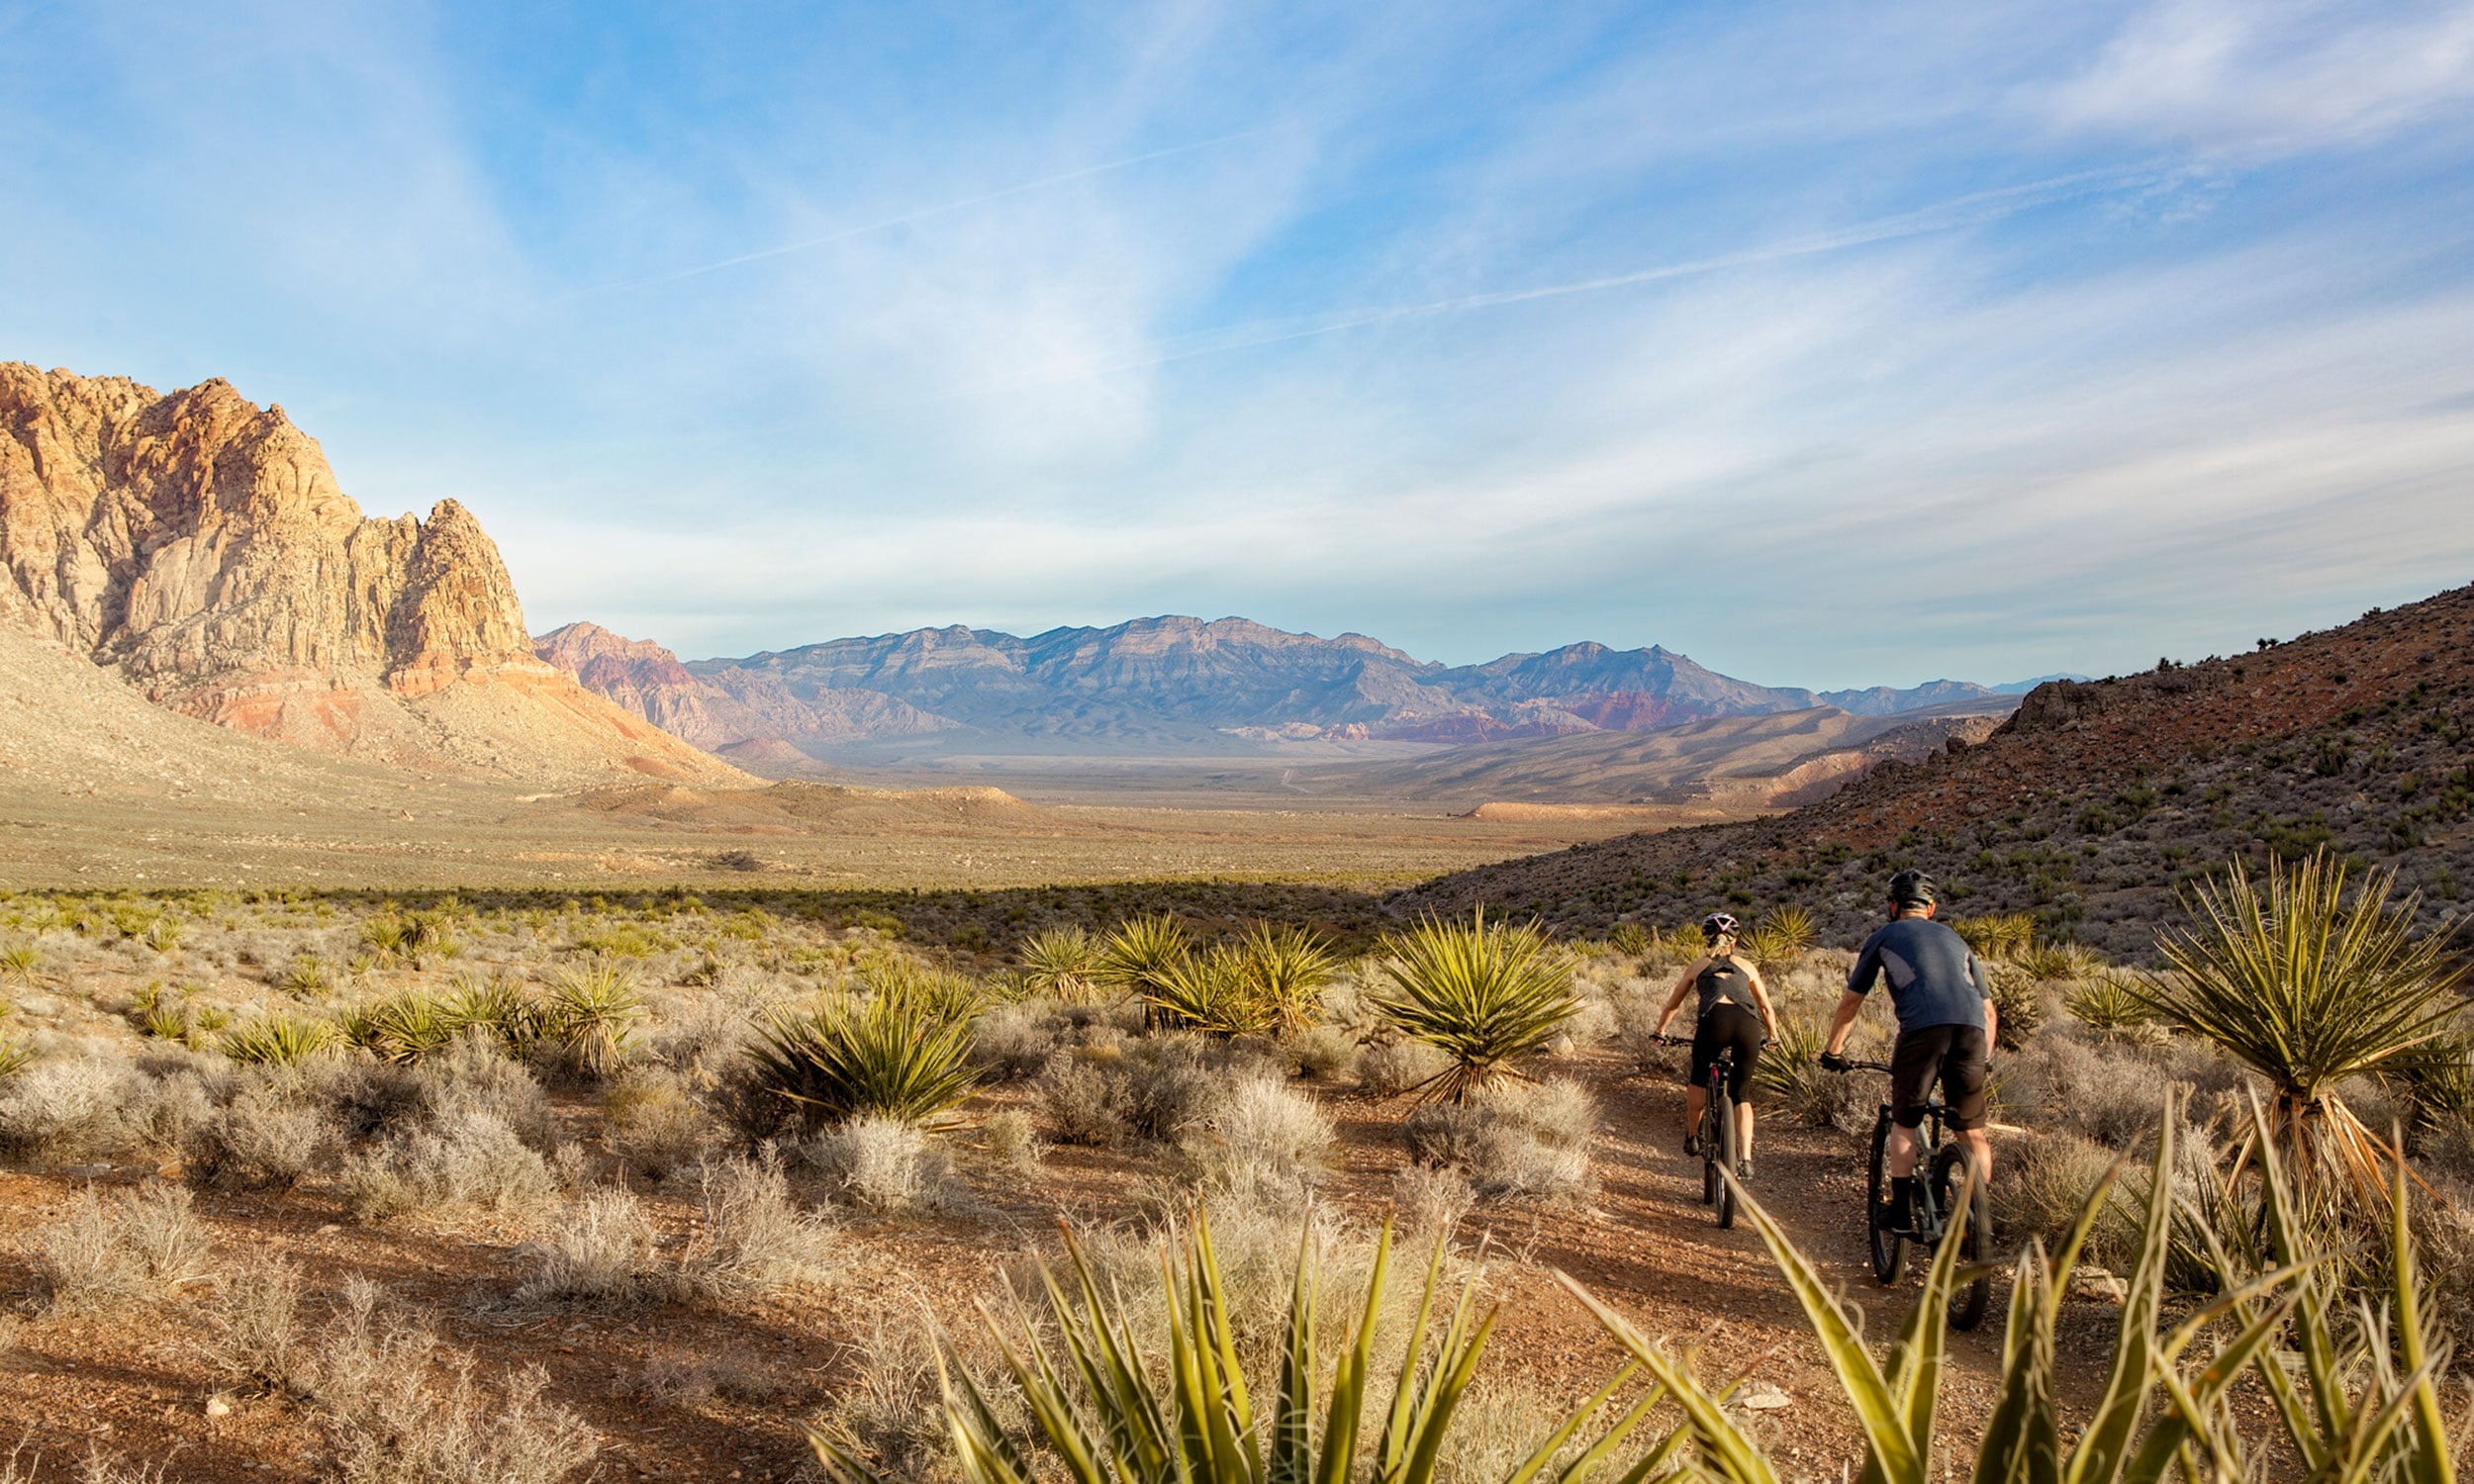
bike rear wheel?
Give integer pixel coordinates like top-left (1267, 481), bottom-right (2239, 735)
top-left (1867, 1111), bottom-right (1903, 1285)
top-left (1712, 1091), bottom-right (1738, 1230)
top-left (1933, 1143), bottom-right (1991, 1331)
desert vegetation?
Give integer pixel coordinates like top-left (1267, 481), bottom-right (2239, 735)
top-left (0, 854), bottom-right (2467, 1479)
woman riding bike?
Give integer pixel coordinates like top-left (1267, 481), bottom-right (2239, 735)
top-left (1653, 912), bottom-right (1782, 1179)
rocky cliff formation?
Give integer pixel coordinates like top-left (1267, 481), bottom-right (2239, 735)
top-left (534, 621), bottom-right (948, 753)
top-left (0, 363), bottom-right (746, 786)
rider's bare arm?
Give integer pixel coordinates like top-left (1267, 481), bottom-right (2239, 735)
top-left (1654, 958), bottom-right (1705, 1036)
top-left (1822, 988), bottom-right (1865, 1056)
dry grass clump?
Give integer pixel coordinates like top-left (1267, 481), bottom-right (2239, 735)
top-left (1402, 1077), bottom-right (1596, 1203)
top-left (1357, 1037), bottom-right (1451, 1097)
top-left (981, 1108), bottom-right (1038, 1170)
top-left (0, 1056), bottom-right (142, 1161)
top-left (517, 1187), bottom-right (663, 1306)
top-left (809, 1314), bottom-right (983, 1484)
top-left (681, 1152), bottom-right (838, 1298)
top-left (1180, 1072), bottom-right (1332, 1207)
top-left (197, 1250), bottom-right (312, 1397)
top-left (340, 1109), bottom-right (555, 1223)
top-left (185, 1080), bottom-right (338, 1190)
top-left (1028, 1035), bottom-right (1267, 1148)
top-left (21, 1185), bottom-right (215, 1314)
top-left (1034, 1051), bottom-right (1126, 1147)
top-left (625, 1349), bottom-right (784, 1411)
top-left (1286, 1022), bottom-right (1361, 1081)
top-left (313, 1281), bottom-right (599, 1483)
top-left (970, 1001), bottom-right (1066, 1078)
top-left (1994, 1126), bottom-right (2134, 1268)
top-left (802, 1116), bottom-right (967, 1213)
top-left (601, 1066), bottom-right (709, 1180)
top-left (1389, 1162), bottom-right (1476, 1238)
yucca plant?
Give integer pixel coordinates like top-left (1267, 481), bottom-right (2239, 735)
top-left (863, 958), bottom-right (983, 1028)
top-left (1373, 909), bottom-right (1576, 1102)
top-left (2065, 969), bottom-right (2153, 1037)
top-left (1607, 922), bottom-right (1652, 957)
top-left (1235, 922), bottom-right (1338, 1038)
top-left (2019, 937), bottom-right (2106, 982)
top-left (2139, 850), bottom-right (2466, 1212)
top-left (0, 941), bottom-right (41, 985)
top-left (544, 961), bottom-right (647, 1078)
top-left (1739, 906), bottom-right (1816, 970)
top-left (1951, 912), bottom-right (2037, 963)
top-left (1147, 946), bottom-right (1274, 1037)
top-left (1102, 914), bottom-right (1192, 1026)
top-left (811, 1214), bottom-right (1679, 1484)
top-left (1747, 1016), bottom-right (1834, 1124)
top-left (350, 991), bottom-right (459, 1063)
top-left (0, 1032), bottom-right (31, 1080)
top-left (438, 973), bottom-right (544, 1054)
top-left (748, 992), bottom-right (982, 1130)
top-left (221, 1011), bottom-right (340, 1067)
top-left (1016, 927), bottom-right (1108, 1003)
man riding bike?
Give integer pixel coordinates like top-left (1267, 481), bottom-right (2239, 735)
top-left (1820, 871), bottom-right (1997, 1234)
top-left (1653, 912), bottom-right (1781, 1179)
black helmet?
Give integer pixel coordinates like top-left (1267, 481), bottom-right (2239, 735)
top-left (1887, 870), bottom-right (1938, 906)
top-left (1701, 911), bottom-right (1741, 943)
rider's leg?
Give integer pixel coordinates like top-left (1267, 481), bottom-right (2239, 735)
top-left (1958, 1127), bottom-right (1993, 1181)
top-left (1887, 1121), bottom-right (1920, 1177)
top-left (1682, 1083), bottom-right (1707, 1144)
top-left (1737, 1100), bottom-right (1755, 1159)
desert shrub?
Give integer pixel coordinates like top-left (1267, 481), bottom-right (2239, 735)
top-left (649, 994), bottom-right (755, 1088)
top-left (541, 962), bottom-right (647, 1079)
top-left (198, 1249), bottom-right (311, 1396)
top-left (311, 1281), bottom-right (599, 1483)
top-left (221, 1011), bottom-right (340, 1067)
top-left (602, 1066), bottom-right (709, 1180)
top-left (1181, 1073), bottom-right (1332, 1207)
top-left (1995, 1127), bottom-right (2136, 1269)
top-left (187, 1081), bottom-right (337, 1190)
top-left (810, 1313), bottom-right (1020, 1484)
top-left (1389, 1162), bottom-right (1475, 1238)
top-left (1606, 988), bottom-right (1682, 1075)
top-left (803, 1115), bottom-right (965, 1213)
top-left (1402, 1078), bottom-right (1594, 1203)
top-left (518, 1187), bottom-right (663, 1306)
top-left (1357, 1037), bottom-right (1452, 1097)
top-left (1374, 910), bottom-right (1577, 1102)
top-left (982, 1108), bottom-right (1038, 1169)
top-left (1984, 964), bottom-right (2044, 1049)
top-left (1035, 1051), bottom-right (1127, 1147)
top-left (419, 1034), bottom-right (557, 1148)
top-left (746, 992), bottom-right (982, 1133)
top-left (0, 1056), bottom-right (141, 1160)
top-left (341, 1109), bottom-right (555, 1223)
top-left (1119, 1036), bottom-right (1229, 1142)
top-left (627, 1348), bottom-right (783, 1409)
top-left (1287, 1023), bottom-right (1361, 1081)
top-left (970, 1001), bottom-right (1064, 1079)
top-left (22, 1185), bottom-right (215, 1313)
top-left (1607, 922), bottom-right (1651, 957)
top-left (680, 1153), bottom-right (838, 1299)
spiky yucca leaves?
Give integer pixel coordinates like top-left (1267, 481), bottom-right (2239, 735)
top-left (0, 941), bottom-right (40, 985)
top-left (0, 1033), bottom-right (30, 1080)
top-left (2019, 938), bottom-right (2106, 982)
top-left (1607, 922), bottom-right (1652, 957)
top-left (749, 993), bottom-right (983, 1130)
top-left (1147, 946), bottom-right (1273, 1036)
top-left (2065, 970), bottom-right (2153, 1037)
top-left (1016, 927), bottom-right (1108, 1004)
top-left (1739, 906), bottom-right (1816, 970)
top-left (438, 974), bottom-right (544, 1054)
top-left (1102, 914), bottom-right (1191, 1027)
top-left (862, 958), bottom-right (983, 1028)
top-left (544, 961), bottom-right (648, 1079)
top-left (1373, 910), bottom-right (1577, 1103)
top-left (1561, 1090), bottom-right (2457, 1484)
top-left (2140, 851), bottom-right (2466, 1212)
top-left (810, 1214), bottom-right (1678, 1484)
top-left (1235, 922), bottom-right (1338, 1038)
top-left (1951, 913), bottom-right (2037, 963)
top-left (346, 992), bottom-right (459, 1064)
top-left (221, 1012), bottom-right (340, 1067)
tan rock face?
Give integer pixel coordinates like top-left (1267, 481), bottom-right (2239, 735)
top-left (0, 363), bottom-right (747, 787)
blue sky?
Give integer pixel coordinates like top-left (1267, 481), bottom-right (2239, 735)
top-left (3, 1), bottom-right (2470, 689)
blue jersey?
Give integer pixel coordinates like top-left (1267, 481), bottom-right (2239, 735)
top-left (1849, 917), bottom-right (1990, 1032)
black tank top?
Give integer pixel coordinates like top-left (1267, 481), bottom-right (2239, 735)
top-left (1694, 957), bottom-right (1759, 1018)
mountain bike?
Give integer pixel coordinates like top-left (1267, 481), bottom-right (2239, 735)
top-left (1825, 1058), bottom-right (1991, 1331)
top-left (1658, 1034), bottom-right (1746, 1230)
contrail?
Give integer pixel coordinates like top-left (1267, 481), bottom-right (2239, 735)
top-left (967, 160), bottom-right (2180, 391)
top-left (583, 133), bottom-right (1254, 295)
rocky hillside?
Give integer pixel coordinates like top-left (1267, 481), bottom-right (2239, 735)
top-left (1401, 582), bottom-right (2474, 958)
top-left (546, 613), bottom-right (2015, 757)
top-left (0, 364), bottom-right (744, 787)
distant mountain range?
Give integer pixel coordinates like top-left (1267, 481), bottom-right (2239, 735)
top-left (536, 616), bottom-right (2028, 760)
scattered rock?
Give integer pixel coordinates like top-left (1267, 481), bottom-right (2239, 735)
top-left (2068, 1266), bottom-right (2129, 1303)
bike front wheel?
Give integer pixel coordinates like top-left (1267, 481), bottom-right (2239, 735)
top-left (1867, 1112), bottom-right (1903, 1285)
top-left (1933, 1143), bottom-right (1991, 1331)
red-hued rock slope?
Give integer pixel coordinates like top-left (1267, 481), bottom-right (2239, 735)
top-left (1402, 583), bottom-right (2474, 958)
top-left (0, 364), bottom-right (746, 787)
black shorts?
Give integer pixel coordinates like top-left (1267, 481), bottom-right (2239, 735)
top-left (1687, 1004), bottom-right (1763, 1103)
top-left (1889, 1024), bottom-right (1989, 1132)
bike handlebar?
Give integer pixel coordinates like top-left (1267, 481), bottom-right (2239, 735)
top-left (1821, 1058), bottom-right (1896, 1073)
